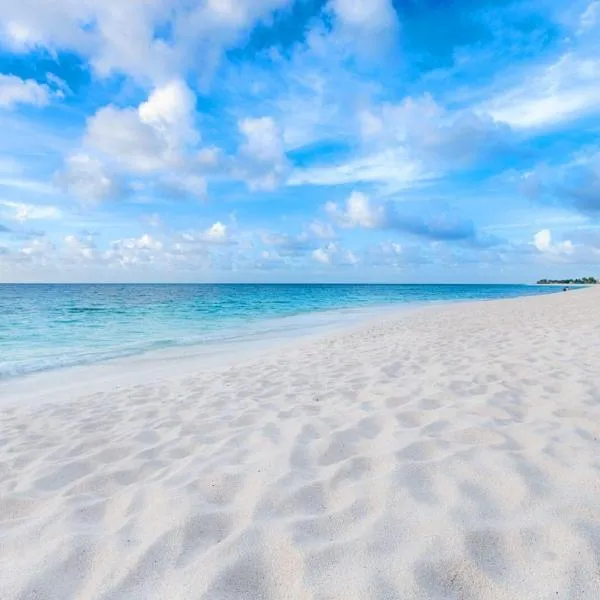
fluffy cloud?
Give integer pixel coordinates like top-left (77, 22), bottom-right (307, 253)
top-left (64, 234), bottom-right (97, 260)
top-left (0, 0), bottom-right (294, 84)
top-left (1, 221), bottom-right (250, 280)
top-left (55, 153), bottom-right (122, 204)
top-left (235, 116), bottom-right (288, 191)
top-left (105, 234), bottom-right (164, 267)
top-left (330, 0), bottom-right (397, 31)
top-left (312, 242), bottom-right (358, 266)
top-left (307, 220), bottom-right (336, 240)
top-left (532, 229), bottom-right (575, 255)
top-left (325, 191), bottom-right (496, 246)
top-left (260, 220), bottom-right (340, 257)
top-left (85, 80), bottom-right (198, 173)
top-left (0, 74), bottom-right (57, 109)
top-left (58, 80), bottom-right (210, 202)
top-left (327, 0), bottom-right (398, 58)
top-left (289, 94), bottom-right (513, 192)
top-left (360, 95), bottom-right (514, 170)
top-left (325, 191), bottom-right (383, 228)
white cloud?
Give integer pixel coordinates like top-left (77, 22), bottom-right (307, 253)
top-left (55, 153), bottom-right (121, 204)
top-left (307, 220), bottom-right (336, 240)
top-left (359, 95), bottom-right (513, 173)
top-left (106, 233), bottom-right (164, 266)
top-left (61, 79), bottom-right (209, 202)
top-left (176, 222), bottom-right (237, 249)
top-left (330, 0), bottom-right (398, 31)
top-left (0, 74), bottom-right (54, 109)
top-left (324, 191), bottom-right (485, 245)
top-left (0, 200), bottom-right (62, 221)
top-left (312, 244), bottom-right (334, 264)
top-left (64, 234), bottom-right (97, 260)
top-left (532, 229), bottom-right (575, 255)
top-left (84, 80), bottom-right (198, 174)
top-left (312, 241), bottom-right (358, 266)
top-left (236, 116), bottom-right (288, 190)
top-left (325, 0), bottom-right (399, 60)
top-left (138, 80), bottom-right (199, 148)
top-left (289, 148), bottom-right (429, 191)
top-left (19, 237), bottom-right (55, 258)
top-left (239, 117), bottom-right (282, 163)
top-left (0, 0), bottom-right (294, 85)
top-left (201, 221), bottom-right (230, 244)
top-left (483, 53), bottom-right (600, 129)
top-left (325, 191), bottom-right (383, 228)
top-left (85, 106), bottom-right (169, 173)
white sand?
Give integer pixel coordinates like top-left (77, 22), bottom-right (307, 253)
top-left (2, 287), bottom-right (600, 599)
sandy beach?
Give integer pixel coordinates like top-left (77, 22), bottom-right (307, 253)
top-left (1, 287), bottom-right (600, 599)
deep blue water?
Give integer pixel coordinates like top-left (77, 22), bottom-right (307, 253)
top-left (0, 284), bottom-right (561, 379)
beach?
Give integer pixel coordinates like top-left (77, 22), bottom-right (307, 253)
top-left (1, 286), bottom-right (600, 599)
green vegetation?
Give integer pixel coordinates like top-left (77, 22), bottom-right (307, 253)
top-left (537, 277), bottom-right (598, 285)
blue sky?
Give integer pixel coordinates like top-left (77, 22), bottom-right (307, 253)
top-left (0, 0), bottom-right (599, 282)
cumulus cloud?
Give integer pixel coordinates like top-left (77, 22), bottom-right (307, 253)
top-left (235, 116), bottom-right (288, 191)
top-left (106, 234), bottom-right (164, 267)
top-left (360, 95), bottom-right (515, 170)
top-left (174, 222), bottom-right (238, 256)
top-left (85, 80), bottom-right (198, 174)
top-left (532, 229), bottom-right (575, 255)
top-left (289, 94), bottom-right (513, 192)
top-left (312, 242), bottom-right (358, 266)
top-left (325, 191), bottom-right (496, 246)
top-left (327, 0), bottom-right (399, 58)
top-left (64, 234), bottom-right (97, 260)
top-left (325, 191), bottom-right (383, 228)
top-left (307, 220), bottom-right (336, 240)
top-left (55, 153), bottom-right (122, 204)
top-left (0, 0), bottom-right (295, 85)
top-left (58, 79), bottom-right (211, 202)
top-left (260, 220), bottom-right (340, 257)
top-left (330, 0), bottom-right (397, 31)
top-left (0, 73), bottom-right (58, 109)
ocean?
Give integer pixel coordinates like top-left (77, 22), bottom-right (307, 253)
top-left (0, 283), bottom-right (561, 379)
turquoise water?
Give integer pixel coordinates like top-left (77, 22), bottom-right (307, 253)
top-left (0, 284), bottom-right (561, 379)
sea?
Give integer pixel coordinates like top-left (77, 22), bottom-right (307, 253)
top-left (0, 283), bottom-right (561, 380)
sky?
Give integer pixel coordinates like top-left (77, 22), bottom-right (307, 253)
top-left (0, 0), bottom-right (600, 283)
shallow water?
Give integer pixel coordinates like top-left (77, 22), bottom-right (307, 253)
top-left (0, 283), bottom-right (561, 379)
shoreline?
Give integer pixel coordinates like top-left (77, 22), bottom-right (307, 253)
top-left (0, 285), bottom-right (566, 406)
top-left (0, 283), bottom-right (563, 386)
top-left (2, 285), bottom-right (599, 599)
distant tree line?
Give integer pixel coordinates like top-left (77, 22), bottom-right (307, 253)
top-left (537, 277), bottom-right (598, 285)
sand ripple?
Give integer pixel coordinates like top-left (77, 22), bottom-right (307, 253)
top-left (2, 288), bottom-right (600, 598)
